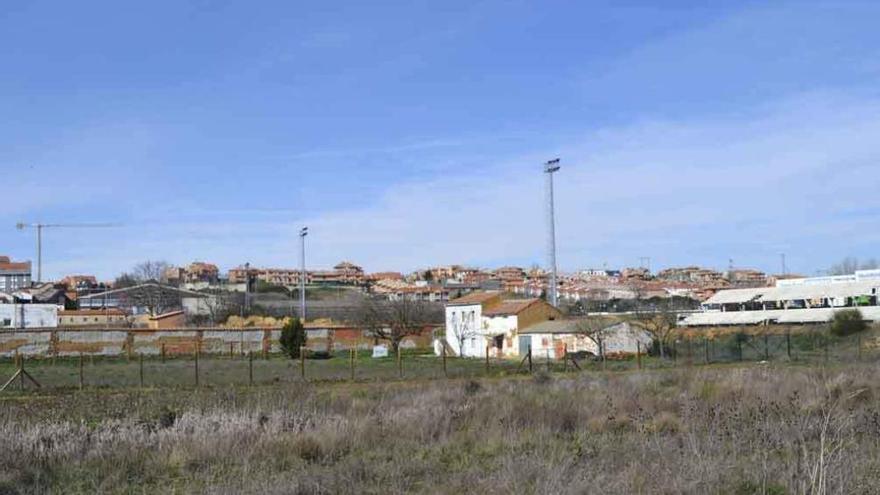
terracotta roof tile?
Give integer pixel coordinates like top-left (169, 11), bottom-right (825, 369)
top-left (483, 298), bottom-right (541, 316)
top-left (447, 291), bottom-right (501, 306)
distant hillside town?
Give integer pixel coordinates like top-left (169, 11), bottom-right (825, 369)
top-left (0, 251), bottom-right (875, 325)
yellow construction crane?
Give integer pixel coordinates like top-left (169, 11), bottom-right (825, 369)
top-left (15, 222), bottom-right (120, 283)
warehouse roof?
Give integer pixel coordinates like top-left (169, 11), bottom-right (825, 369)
top-left (704, 281), bottom-right (880, 306)
top-left (682, 306), bottom-right (880, 326)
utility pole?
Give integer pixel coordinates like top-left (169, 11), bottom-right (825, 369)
top-left (299, 227), bottom-right (308, 322)
top-left (15, 222), bottom-right (118, 283)
top-left (243, 262), bottom-right (251, 314)
top-left (780, 253), bottom-right (787, 276)
top-left (544, 159), bottom-right (560, 307)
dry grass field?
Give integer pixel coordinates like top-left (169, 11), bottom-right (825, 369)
top-left (2, 362), bottom-right (880, 494)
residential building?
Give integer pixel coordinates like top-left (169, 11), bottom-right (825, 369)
top-left (366, 271), bottom-right (404, 282)
top-left (371, 278), bottom-right (450, 302)
top-left (229, 266), bottom-right (303, 287)
top-left (578, 268), bottom-right (621, 280)
top-left (229, 261), bottom-right (364, 287)
top-left (726, 269), bottom-right (768, 288)
top-left (441, 291), bottom-right (561, 358)
top-left (60, 275), bottom-right (99, 292)
top-left (621, 267), bottom-right (652, 281)
top-left (658, 266), bottom-right (725, 284)
top-left (0, 255), bottom-right (31, 293)
top-left (165, 262), bottom-right (220, 285)
top-left (493, 266), bottom-right (526, 281)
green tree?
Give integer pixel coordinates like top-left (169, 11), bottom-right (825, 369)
top-left (830, 309), bottom-right (867, 337)
top-left (280, 317), bottom-right (307, 358)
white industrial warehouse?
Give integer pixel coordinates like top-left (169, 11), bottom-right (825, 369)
top-left (682, 270), bottom-right (880, 326)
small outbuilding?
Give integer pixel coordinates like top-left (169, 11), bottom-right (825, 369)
top-left (518, 318), bottom-right (654, 360)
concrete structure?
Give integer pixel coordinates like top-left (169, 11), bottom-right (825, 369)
top-left (683, 271), bottom-right (880, 326)
top-left (441, 291), bottom-right (561, 358)
top-left (0, 304), bottom-right (58, 329)
top-left (0, 256), bottom-right (31, 293)
top-left (519, 319), bottom-right (654, 359)
top-left (59, 309), bottom-right (128, 327)
top-left (0, 327), bottom-right (283, 357)
top-left (148, 310), bottom-right (186, 329)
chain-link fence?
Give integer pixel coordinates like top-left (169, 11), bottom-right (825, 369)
top-left (2, 328), bottom-right (876, 392)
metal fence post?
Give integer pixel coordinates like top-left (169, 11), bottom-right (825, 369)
top-left (636, 342), bottom-right (642, 370)
top-left (485, 345), bottom-right (490, 374)
top-left (786, 331), bottom-right (791, 360)
top-left (300, 346), bottom-right (305, 380)
top-left (528, 348), bottom-right (533, 373)
top-left (79, 353), bottom-right (84, 390)
top-left (248, 351), bottom-right (254, 386)
top-left (139, 353), bottom-right (144, 388)
top-left (350, 348), bottom-right (355, 381)
top-left (704, 338), bottom-right (709, 365)
top-left (194, 348), bottom-right (200, 387)
top-left (397, 345), bottom-right (403, 379)
top-left (442, 344), bottom-right (448, 378)
top-left (764, 333), bottom-right (770, 361)
top-left (161, 343), bottom-right (166, 363)
top-left (563, 344), bottom-right (568, 372)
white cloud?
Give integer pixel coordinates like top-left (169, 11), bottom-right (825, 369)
top-left (20, 91), bottom-right (880, 280)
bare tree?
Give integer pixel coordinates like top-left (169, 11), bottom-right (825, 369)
top-left (356, 296), bottom-right (437, 353)
top-left (574, 317), bottom-right (612, 363)
top-left (132, 261), bottom-right (171, 283)
top-left (828, 257), bottom-right (879, 276)
top-left (189, 290), bottom-right (230, 326)
top-left (634, 303), bottom-right (678, 358)
top-left (447, 307), bottom-right (479, 357)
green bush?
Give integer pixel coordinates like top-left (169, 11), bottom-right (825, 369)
top-left (830, 309), bottom-right (868, 337)
top-left (280, 317), bottom-right (306, 359)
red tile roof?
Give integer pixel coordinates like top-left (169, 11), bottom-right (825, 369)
top-left (447, 291), bottom-right (501, 306)
top-left (483, 298), bottom-right (542, 316)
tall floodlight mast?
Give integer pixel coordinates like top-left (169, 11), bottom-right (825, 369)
top-left (544, 159), bottom-right (561, 307)
top-left (299, 227), bottom-right (308, 321)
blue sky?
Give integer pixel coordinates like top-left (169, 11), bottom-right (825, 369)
top-left (2, 1), bottom-right (879, 279)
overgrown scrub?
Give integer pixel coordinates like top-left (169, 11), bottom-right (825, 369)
top-left (830, 309), bottom-right (867, 337)
top-left (2, 365), bottom-right (880, 493)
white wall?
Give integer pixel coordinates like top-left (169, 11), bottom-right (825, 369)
top-left (523, 322), bottom-right (654, 360)
top-left (0, 304), bottom-right (58, 329)
top-left (442, 303), bottom-right (482, 357)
